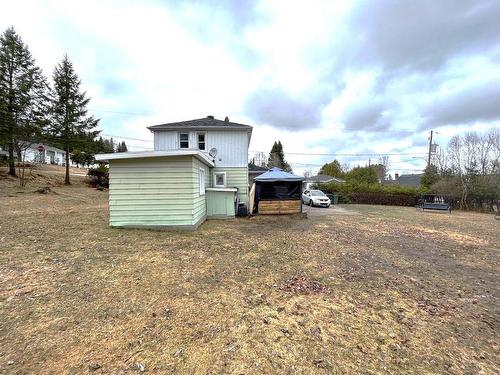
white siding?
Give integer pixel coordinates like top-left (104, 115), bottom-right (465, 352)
top-left (154, 131), bottom-right (178, 150)
top-left (154, 130), bottom-right (248, 167)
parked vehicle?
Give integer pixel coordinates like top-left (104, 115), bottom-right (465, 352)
top-left (302, 189), bottom-right (331, 207)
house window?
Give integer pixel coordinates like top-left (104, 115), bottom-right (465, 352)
top-left (199, 168), bottom-right (205, 195)
top-left (179, 133), bottom-right (189, 148)
top-left (197, 133), bottom-right (205, 150)
top-left (214, 172), bottom-right (226, 187)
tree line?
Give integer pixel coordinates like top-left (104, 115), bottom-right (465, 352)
top-left (249, 142), bottom-right (390, 182)
top-left (422, 128), bottom-right (499, 209)
top-left (0, 27), bottom-right (125, 185)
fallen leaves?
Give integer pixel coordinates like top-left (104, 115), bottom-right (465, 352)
top-left (279, 275), bottom-right (330, 295)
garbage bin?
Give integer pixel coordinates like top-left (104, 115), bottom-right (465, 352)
top-left (332, 193), bottom-right (339, 205)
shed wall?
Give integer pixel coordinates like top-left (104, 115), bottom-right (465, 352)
top-left (108, 156), bottom-right (206, 228)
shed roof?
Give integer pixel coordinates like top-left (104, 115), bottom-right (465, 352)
top-left (254, 167), bottom-right (304, 182)
top-left (95, 150), bottom-right (214, 167)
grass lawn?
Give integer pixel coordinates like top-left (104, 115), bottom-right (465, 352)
top-left (0, 177), bottom-right (498, 374)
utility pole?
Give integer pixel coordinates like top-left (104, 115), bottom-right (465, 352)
top-left (427, 130), bottom-right (433, 168)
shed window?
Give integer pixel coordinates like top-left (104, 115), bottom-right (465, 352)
top-left (179, 133), bottom-right (189, 148)
top-left (197, 133), bottom-right (205, 150)
top-left (214, 172), bottom-right (226, 187)
top-left (199, 168), bottom-right (205, 195)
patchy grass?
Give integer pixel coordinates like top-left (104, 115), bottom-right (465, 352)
top-left (0, 185), bottom-right (498, 374)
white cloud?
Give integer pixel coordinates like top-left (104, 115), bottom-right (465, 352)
top-left (1, 0), bottom-right (499, 175)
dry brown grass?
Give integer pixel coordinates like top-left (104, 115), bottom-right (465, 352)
top-left (0, 179), bottom-right (498, 374)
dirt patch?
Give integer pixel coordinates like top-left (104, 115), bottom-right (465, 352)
top-left (304, 204), bottom-right (361, 216)
top-left (280, 275), bottom-right (330, 295)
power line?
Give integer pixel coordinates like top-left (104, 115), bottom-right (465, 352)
top-left (122, 145), bottom-right (154, 150)
top-left (250, 150), bottom-right (428, 157)
top-left (97, 134), bottom-right (427, 157)
top-left (96, 135), bottom-right (427, 157)
top-left (91, 108), bottom-right (161, 117)
top-left (100, 133), bottom-right (153, 143)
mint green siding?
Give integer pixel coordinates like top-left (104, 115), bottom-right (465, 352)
top-left (192, 158), bottom-right (210, 225)
top-left (212, 167), bottom-right (248, 204)
top-left (206, 190), bottom-right (236, 217)
top-left (109, 156), bottom-right (207, 228)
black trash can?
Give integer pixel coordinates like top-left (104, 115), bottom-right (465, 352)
top-left (237, 203), bottom-right (248, 216)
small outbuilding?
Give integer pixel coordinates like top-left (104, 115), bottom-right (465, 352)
top-left (251, 167), bottom-right (304, 215)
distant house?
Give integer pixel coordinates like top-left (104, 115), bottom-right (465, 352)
top-left (0, 143), bottom-right (68, 165)
top-left (303, 174), bottom-right (345, 190)
top-left (96, 116), bottom-right (252, 230)
top-left (386, 173), bottom-right (423, 188)
top-left (248, 164), bottom-right (268, 182)
top-left (24, 144), bottom-right (68, 166)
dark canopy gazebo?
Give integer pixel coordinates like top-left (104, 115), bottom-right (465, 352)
top-left (253, 167), bottom-right (304, 214)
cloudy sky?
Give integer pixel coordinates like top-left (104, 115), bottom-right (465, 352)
top-left (2, 0), bottom-right (499, 175)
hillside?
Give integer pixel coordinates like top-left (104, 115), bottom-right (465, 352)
top-left (0, 164), bottom-right (89, 196)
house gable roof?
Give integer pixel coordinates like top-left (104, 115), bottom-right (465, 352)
top-left (248, 164), bottom-right (268, 173)
top-left (148, 116), bottom-right (253, 132)
top-left (305, 174), bottom-right (345, 183)
top-left (391, 173), bottom-right (423, 188)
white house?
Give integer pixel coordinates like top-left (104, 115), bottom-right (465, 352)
top-left (149, 115), bottom-right (251, 206)
top-left (1, 143), bottom-right (68, 165)
top-left (24, 144), bottom-right (68, 166)
top-left (303, 174), bottom-right (345, 190)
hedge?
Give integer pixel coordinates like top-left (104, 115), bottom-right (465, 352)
top-left (317, 182), bottom-right (426, 207)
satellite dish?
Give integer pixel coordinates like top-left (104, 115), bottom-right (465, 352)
top-left (209, 148), bottom-right (218, 158)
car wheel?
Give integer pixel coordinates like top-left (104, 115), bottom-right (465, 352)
top-left (309, 200), bottom-right (313, 207)
top-left (326, 205), bottom-right (330, 208)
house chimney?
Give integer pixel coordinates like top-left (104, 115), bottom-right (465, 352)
top-left (224, 116), bottom-right (229, 123)
top-left (207, 115), bottom-right (214, 119)
top-left (395, 173), bottom-right (399, 179)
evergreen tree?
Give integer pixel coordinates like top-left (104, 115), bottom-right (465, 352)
top-left (93, 136), bottom-right (114, 154)
top-left (116, 141), bottom-right (127, 152)
top-left (48, 55), bottom-right (99, 184)
top-left (71, 149), bottom-right (94, 167)
top-left (421, 164), bottom-right (439, 188)
top-left (0, 27), bottom-right (48, 176)
top-left (267, 141), bottom-right (292, 172)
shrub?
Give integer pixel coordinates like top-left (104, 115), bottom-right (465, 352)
top-left (87, 164), bottom-right (109, 188)
top-left (345, 166), bottom-right (378, 184)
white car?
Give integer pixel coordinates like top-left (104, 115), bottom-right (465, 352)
top-left (302, 189), bottom-right (331, 207)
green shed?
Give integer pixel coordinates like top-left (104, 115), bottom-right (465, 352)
top-left (96, 150), bottom-right (216, 230)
